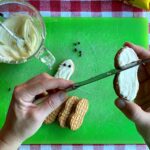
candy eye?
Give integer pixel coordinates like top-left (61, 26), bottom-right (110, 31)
top-left (68, 65), bottom-right (71, 68)
top-left (63, 63), bottom-right (66, 66)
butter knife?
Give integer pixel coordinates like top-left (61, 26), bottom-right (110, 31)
top-left (67, 58), bottom-right (150, 92)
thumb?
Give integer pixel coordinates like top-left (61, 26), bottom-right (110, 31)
top-left (37, 91), bottom-right (66, 118)
top-left (115, 98), bottom-right (147, 125)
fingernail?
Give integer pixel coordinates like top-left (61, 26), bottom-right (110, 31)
top-left (124, 42), bottom-right (133, 48)
top-left (117, 99), bottom-right (126, 109)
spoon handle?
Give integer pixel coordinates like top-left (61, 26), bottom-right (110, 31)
top-left (0, 22), bottom-right (19, 41)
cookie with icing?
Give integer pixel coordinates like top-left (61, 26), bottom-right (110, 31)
top-left (114, 46), bottom-right (139, 101)
top-left (55, 59), bottom-right (75, 80)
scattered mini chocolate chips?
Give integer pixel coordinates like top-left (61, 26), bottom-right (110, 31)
top-left (73, 41), bottom-right (82, 57)
top-left (74, 48), bottom-right (77, 52)
top-left (73, 41), bottom-right (80, 46)
top-left (73, 43), bottom-right (77, 46)
top-left (79, 51), bottom-right (82, 57)
top-left (63, 63), bottom-right (66, 66)
top-left (68, 65), bottom-right (71, 68)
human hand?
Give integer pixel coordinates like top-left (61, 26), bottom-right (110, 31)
top-left (0, 73), bottom-right (72, 150)
top-left (115, 42), bottom-right (150, 147)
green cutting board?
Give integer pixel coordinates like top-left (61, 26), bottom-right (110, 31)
top-left (0, 18), bottom-right (148, 144)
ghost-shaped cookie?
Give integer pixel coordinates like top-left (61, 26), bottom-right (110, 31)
top-left (55, 59), bottom-right (75, 80)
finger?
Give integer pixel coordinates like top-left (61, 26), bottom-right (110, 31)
top-left (36, 91), bottom-right (66, 118)
top-left (115, 98), bottom-right (148, 125)
top-left (136, 79), bottom-right (150, 100)
top-left (124, 42), bottom-right (150, 77)
top-left (142, 101), bottom-right (150, 112)
top-left (25, 73), bottom-right (53, 84)
top-left (135, 94), bottom-right (150, 110)
top-left (138, 65), bottom-right (149, 82)
top-left (15, 78), bottom-right (73, 102)
top-left (124, 42), bottom-right (150, 59)
top-left (26, 78), bottom-right (73, 94)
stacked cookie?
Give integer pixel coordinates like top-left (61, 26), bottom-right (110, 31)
top-left (44, 96), bottom-right (89, 131)
top-left (114, 46), bottom-right (140, 101)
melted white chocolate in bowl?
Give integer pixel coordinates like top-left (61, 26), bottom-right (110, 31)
top-left (0, 14), bottom-right (42, 63)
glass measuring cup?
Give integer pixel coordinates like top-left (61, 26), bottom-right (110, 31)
top-left (0, 0), bottom-right (55, 69)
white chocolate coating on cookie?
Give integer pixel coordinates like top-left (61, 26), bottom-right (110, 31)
top-left (118, 46), bottom-right (139, 101)
top-left (55, 59), bottom-right (75, 80)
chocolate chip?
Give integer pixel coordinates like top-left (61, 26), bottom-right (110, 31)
top-left (68, 65), bottom-right (71, 68)
top-left (73, 41), bottom-right (80, 46)
top-left (8, 88), bottom-right (11, 91)
top-left (74, 48), bottom-right (77, 52)
top-left (79, 51), bottom-right (82, 57)
top-left (63, 63), bottom-right (66, 66)
top-left (73, 43), bottom-right (77, 46)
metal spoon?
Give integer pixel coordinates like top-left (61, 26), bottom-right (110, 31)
top-left (0, 21), bottom-right (25, 47)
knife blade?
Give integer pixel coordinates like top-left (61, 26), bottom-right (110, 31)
top-left (67, 58), bottom-right (150, 92)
